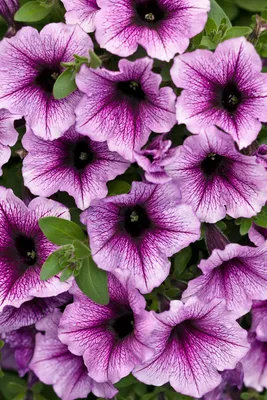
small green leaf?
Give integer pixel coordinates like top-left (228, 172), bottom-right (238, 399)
top-left (60, 267), bottom-right (73, 282)
top-left (254, 214), bottom-right (267, 228)
top-left (89, 50), bottom-right (102, 69)
top-left (173, 247), bottom-right (192, 277)
top-left (73, 240), bottom-right (91, 259)
top-left (209, 0), bottom-right (232, 28)
top-left (240, 218), bottom-right (252, 236)
top-left (0, 340), bottom-right (4, 349)
top-left (200, 36), bottom-right (217, 49)
top-left (205, 17), bottom-right (217, 34)
top-left (76, 257), bottom-right (109, 305)
top-left (14, 1), bottom-right (51, 22)
top-left (108, 180), bottom-right (131, 196)
top-left (7, 382), bottom-right (27, 395)
top-left (39, 217), bottom-right (85, 245)
top-left (40, 249), bottom-right (63, 280)
top-left (223, 26), bottom-right (252, 41)
top-left (53, 68), bottom-right (77, 100)
top-left (115, 374), bottom-right (137, 389)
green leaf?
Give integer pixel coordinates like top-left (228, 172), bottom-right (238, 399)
top-left (14, 1), bottom-right (51, 22)
top-left (200, 36), bottom-right (217, 49)
top-left (115, 374), bottom-right (137, 388)
top-left (76, 257), bottom-right (109, 305)
top-left (223, 26), bottom-right (252, 41)
top-left (209, 0), bottom-right (232, 28)
top-left (234, 0), bottom-right (267, 12)
top-left (0, 340), bottom-right (4, 349)
top-left (89, 50), bottom-right (102, 69)
top-left (108, 180), bottom-right (131, 196)
top-left (60, 267), bottom-right (73, 282)
top-left (53, 68), bottom-right (77, 100)
top-left (205, 17), bottom-right (217, 34)
top-left (73, 240), bottom-right (91, 259)
top-left (39, 217), bottom-right (85, 245)
top-left (40, 249), bottom-right (63, 280)
top-left (217, 0), bottom-right (239, 20)
top-left (254, 214), bottom-right (267, 228)
top-left (239, 218), bottom-right (252, 236)
top-left (173, 247), bottom-right (192, 277)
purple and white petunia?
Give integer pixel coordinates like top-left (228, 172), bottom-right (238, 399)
top-left (249, 222), bottom-right (267, 246)
top-left (0, 0), bottom-right (19, 26)
top-left (81, 181), bottom-right (200, 293)
top-left (203, 364), bottom-right (244, 400)
top-left (251, 301), bottom-right (267, 342)
top-left (58, 273), bottom-right (155, 384)
top-left (22, 126), bottom-right (130, 210)
top-left (30, 310), bottom-right (118, 400)
top-left (166, 126), bottom-right (267, 223)
top-left (94, 0), bottom-right (210, 61)
top-left (0, 293), bottom-right (71, 334)
top-left (134, 134), bottom-right (175, 184)
top-left (255, 144), bottom-right (267, 168)
top-left (0, 23), bottom-right (93, 140)
top-left (75, 57), bottom-right (176, 161)
top-left (4, 326), bottom-right (36, 377)
top-left (0, 187), bottom-right (71, 312)
top-left (183, 239), bottom-right (267, 318)
top-left (133, 297), bottom-right (249, 398)
top-left (171, 37), bottom-right (267, 149)
top-left (0, 109), bottom-right (21, 175)
top-left (242, 333), bottom-right (267, 391)
top-left (61, 0), bottom-right (100, 33)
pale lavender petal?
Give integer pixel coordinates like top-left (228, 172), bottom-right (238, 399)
top-left (62, 0), bottom-right (100, 32)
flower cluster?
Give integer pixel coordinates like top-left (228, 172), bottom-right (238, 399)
top-left (0, 0), bottom-right (267, 399)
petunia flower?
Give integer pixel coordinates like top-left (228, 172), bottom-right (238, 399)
top-left (203, 364), bottom-right (244, 400)
top-left (4, 326), bottom-right (36, 377)
top-left (0, 187), bottom-right (71, 312)
top-left (255, 144), bottom-right (267, 168)
top-left (133, 134), bottom-right (176, 184)
top-left (0, 293), bottom-right (71, 334)
top-left (249, 223), bottom-right (267, 246)
top-left (0, 23), bottom-right (93, 140)
top-left (80, 181), bottom-right (200, 294)
top-left (242, 333), bottom-right (267, 392)
top-left (0, 109), bottom-right (21, 175)
top-left (251, 300), bottom-right (267, 342)
top-left (133, 297), bottom-right (249, 398)
top-left (61, 0), bottom-right (100, 33)
top-left (171, 37), bottom-right (267, 149)
top-left (75, 57), bottom-right (176, 161)
top-left (22, 125), bottom-right (130, 210)
top-left (166, 126), bottom-right (267, 223)
top-left (58, 273), bottom-right (155, 384)
top-left (0, 0), bottom-right (19, 26)
top-left (183, 230), bottom-right (267, 318)
top-left (30, 310), bottom-right (118, 400)
top-left (94, 0), bottom-right (210, 62)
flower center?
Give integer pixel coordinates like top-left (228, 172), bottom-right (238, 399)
top-left (135, 0), bottom-right (165, 24)
top-left (117, 80), bottom-right (145, 101)
top-left (221, 82), bottom-right (242, 112)
top-left (112, 311), bottom-right (134, 339)
top-left (35, 66), bottom-right (61, 94)
top-left (201, 153), bottom-right (226, 179)
top-left (72, 140), bottom-right (94, 170)
top-left (123, 205), bottom-right (151, 238)
top-left (14, 234), bottom-right (37, 267)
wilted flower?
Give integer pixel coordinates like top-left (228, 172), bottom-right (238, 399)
top-left (81, 181), bottom-right (200, 293)
top-left (22, 125), bottom-right (130, 210)
top-left (0, 0), bottom-right (19, 26)
top-left (134, 134), bottom-right (175, 184)
top-left (249, 222), bottom-right (267, 246)
top-left (166, 127), bottom-right (267, 223)
top-left (133, 298), bottom-right (249, 398)
top-left (30, 310), bottom-right (118, 400)
top-left (251, 300), bottom-right (267, 342)
top-left (75, 57), bottom-right (176, 161)
top-left (171, 37), bottom-right (267, 149)
top-left (0, 23), bottom-right (93, 140)
top-left (242, 333), bottom-right (267, 391)
top-left (59, 274), bottom-right (155, 384)
top-left (0, 109), bottom-right (21, 175)
top-left (0, 187), bottom-right (71, 312)
top-left (61, 0), bottom-right (100, 32)
top-left (95, 0), bottom-right (210, 61)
